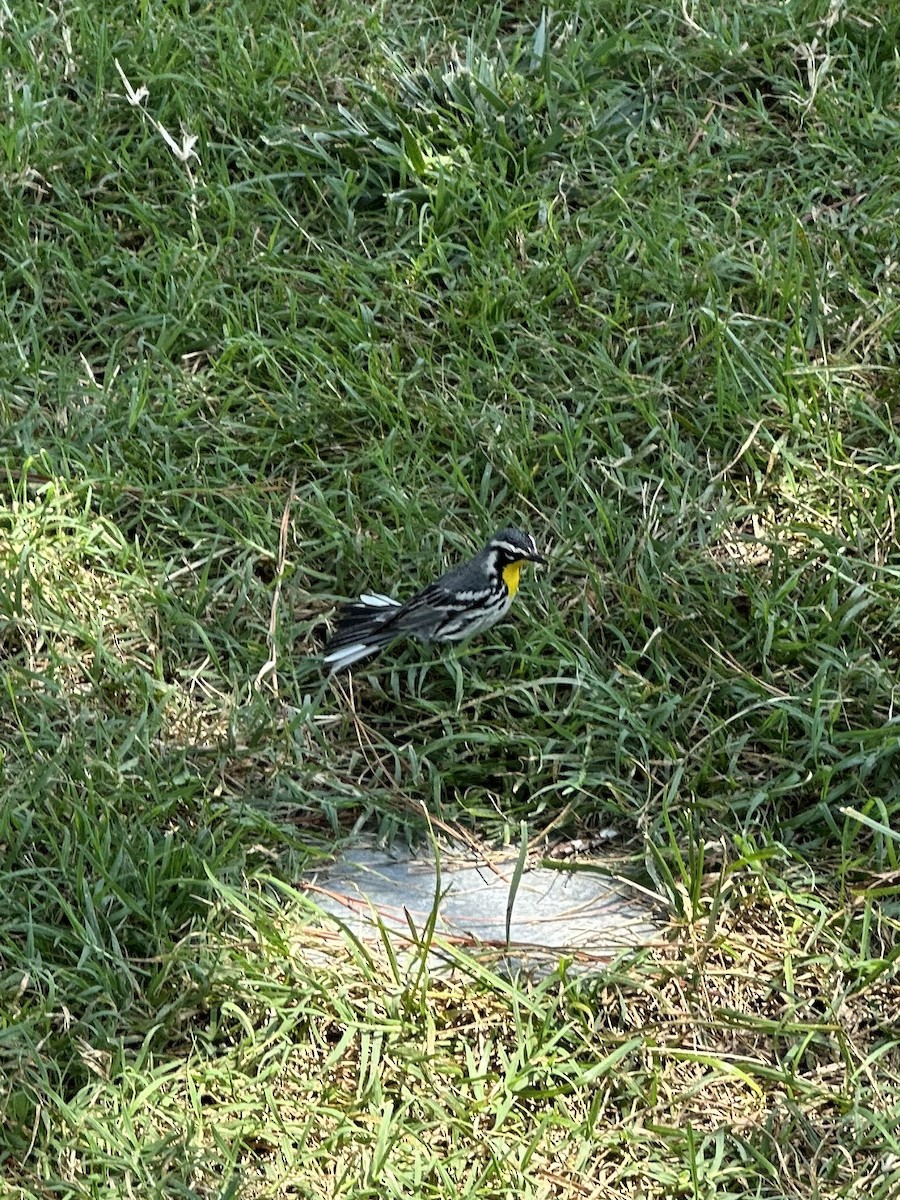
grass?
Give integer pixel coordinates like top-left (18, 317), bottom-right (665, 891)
top-left (2, 0), bottom-right (900, 1194)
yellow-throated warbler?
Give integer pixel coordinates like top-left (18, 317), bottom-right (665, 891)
top-left (323, 527), bottom-right (545, 672)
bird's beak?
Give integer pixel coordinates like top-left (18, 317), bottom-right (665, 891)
top-left (528, 550), bottom-right (547, 565)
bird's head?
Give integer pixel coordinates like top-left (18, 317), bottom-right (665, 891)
top-left (486, 528), bottom-right (545, 597)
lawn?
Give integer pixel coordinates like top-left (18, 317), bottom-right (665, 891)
top-left (2, 0), bottom-right (899, 1196)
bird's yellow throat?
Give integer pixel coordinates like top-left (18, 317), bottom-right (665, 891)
top-left (502, 561), bottom-right (524, 597)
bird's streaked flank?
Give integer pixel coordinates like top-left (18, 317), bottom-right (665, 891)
top-left (323, 527), bottom-right (545, 672)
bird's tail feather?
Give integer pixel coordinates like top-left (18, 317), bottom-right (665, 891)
top-left (323, 593), bottom-right (402, 673)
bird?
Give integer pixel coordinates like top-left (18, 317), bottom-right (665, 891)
top-left (323, 527), bottom-right (545, 673)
